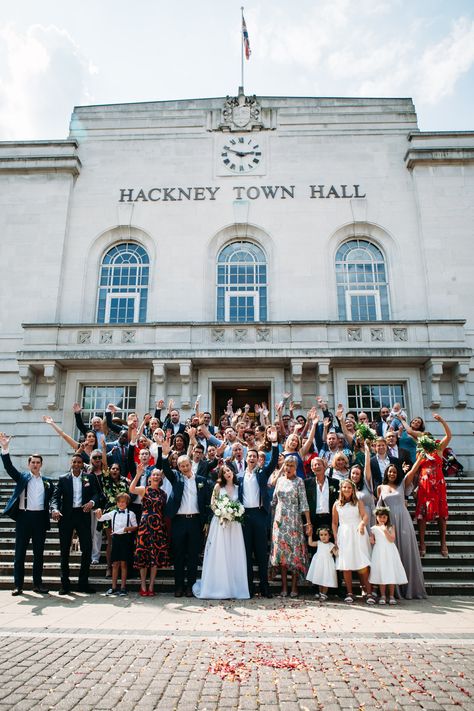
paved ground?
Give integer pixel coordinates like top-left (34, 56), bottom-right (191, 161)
top-left (0, 591), bottom-right (473, 710)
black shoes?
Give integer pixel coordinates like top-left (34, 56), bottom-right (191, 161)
top-left (185, 588), bottom-right (194, 598)
top-left (58, 588), bottom-right (71, 595)
top-left (11, 588), bottom-right (23, 596)
top-left (33, 586), bottom-right (49, 594)
top-left (174, 589), bottom-right (183, 598)
top-left (77, 585), bottom-right (96, 594)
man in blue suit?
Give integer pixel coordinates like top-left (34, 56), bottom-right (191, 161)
top-left (159, 433), bottom-right (213, 597)
top-left (0, 432), bottom-right (55, 595)
top-left (238, 425), bottom-right (279, 598)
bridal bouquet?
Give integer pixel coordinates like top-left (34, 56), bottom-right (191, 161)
top-left (355, 422), bottom-right (377, 442)
top-left (214, 496), bottom-right (245, 527)
top-left (416, 434), bottom-right (440, 458)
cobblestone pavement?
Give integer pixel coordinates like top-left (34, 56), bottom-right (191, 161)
top-left (0, 594), bottom-right (473, 710)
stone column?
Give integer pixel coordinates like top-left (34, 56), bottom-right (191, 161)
top-left (43, 362), bottom-right (61, 410)
top-left (290, 360), bottom-right (303, 408)
top-left (18, 364), bottom-right (35, 411)
top-left (425, 359), bottom-right (443, 409)
top-left (151, 360), bottom-right (167, 407)
top-left (316, 359), bottom-right (331, 405)
top-left (179, 360), bottom-right (193, 409)
top-left (453, 361), bottom-right (469, 408)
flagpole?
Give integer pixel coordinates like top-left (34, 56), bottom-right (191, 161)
top-left (240, 6), bottom-right (244, 93)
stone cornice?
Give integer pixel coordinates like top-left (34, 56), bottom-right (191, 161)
top-left (0, 140), bottom-right (81, 175)
top-left (405, 147), bottom-right (474, 169)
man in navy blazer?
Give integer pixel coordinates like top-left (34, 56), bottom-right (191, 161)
top-left (0, 433), bottom-right (55, 595)
top-left (51, 453), bottom-right (100, 594)
top-left (238, 425), bottom-right (279, 598)
top-left (369, 437), bottom-right (403, 491)
top-left (159, 433), bottom-right (213, 597)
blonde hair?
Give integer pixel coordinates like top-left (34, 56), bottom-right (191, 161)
top-left (338, 479), bottom-right (358, 506)
top-left (333, 452), bottom-right (349, 469)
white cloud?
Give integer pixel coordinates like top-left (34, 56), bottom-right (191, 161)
top-left (0, 24), bottom-right (97, 140)
top-left (417, 17), bottom-right (474, 104)
top-left (251, 1), bottom-right (474, 110)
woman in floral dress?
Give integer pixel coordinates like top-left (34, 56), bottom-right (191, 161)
top-left (269, 456), bottom-right (312, 597)
top-left (130, 465), bottom-right (170, 596)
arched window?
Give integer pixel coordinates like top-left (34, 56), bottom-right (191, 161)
top-left (216, 241), bottom-right (267, 322)
top-left (335, 240), bottom-right (389, 321)
top-left (97, 243), bottom-right (149, 324)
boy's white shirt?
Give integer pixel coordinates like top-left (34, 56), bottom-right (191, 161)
top-left (98, 509), bottom-right (137, 535)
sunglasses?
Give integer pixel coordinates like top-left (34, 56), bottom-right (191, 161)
top-left (91, 456), bottom-right (102, 460)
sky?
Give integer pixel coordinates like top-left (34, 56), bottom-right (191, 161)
top-left (0, 0), bottom-right (473, 140)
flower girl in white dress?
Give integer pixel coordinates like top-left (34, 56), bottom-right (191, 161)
top-left (306, 527), bottom-right (338, 601)
top-left (369, 506), bottom-right (407, 605)
top-left (193, 462), bottom-right (249, 599)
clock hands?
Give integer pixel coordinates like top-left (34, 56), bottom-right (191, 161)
top-left (223, 146), bottom-right (256, 158)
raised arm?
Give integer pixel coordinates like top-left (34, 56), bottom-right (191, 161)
top-left (300, 416), bottom-right (318, 457)
top-left (105, 404), bottom-right (126, 435)
top-left (0, 433), bottom-right (22, 483)
top-left (404, 453), bottom-right (423, 490)
top-left (260, 427), bottom-right (280, 480)
top-left (129, 464), bottom-right (146, 497)
top-left (400, 417), bottom-right (422, 440)
top-left (433, 413), bottom-right (452, 451)
top-left (73, 403), bottom-right (88, 436)
top-left (42, 415), bottom-right (79, 449)
top-left (337, 404), bottom-right (355, 446)
top-left (363, 441), bottom-right (373, 491)
top-left (160, 434), bottom-right (177, 485)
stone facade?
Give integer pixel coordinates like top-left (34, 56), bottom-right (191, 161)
top-left (0, 95), bottom-right (472, 471)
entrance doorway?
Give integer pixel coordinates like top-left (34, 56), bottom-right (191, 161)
top-left (213, 384), bottom-right (270, 425)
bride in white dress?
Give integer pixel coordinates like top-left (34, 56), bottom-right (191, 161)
top-left (193, 462), bottom-right (249, 599)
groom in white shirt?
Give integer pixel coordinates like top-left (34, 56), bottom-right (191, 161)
top-left (238, 426), bottom-right (279, 598)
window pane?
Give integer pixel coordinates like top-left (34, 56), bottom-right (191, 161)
top-left (336, 239), bottom-right (389, 321)
top-left (97, 243), bottom-right (149, 324)
top-left (217, 241), bottom-right (267, 322)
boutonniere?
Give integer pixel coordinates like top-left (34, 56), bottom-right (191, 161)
top-left (43, 481), bottom-right (50, 490)
top-left (197, 482), bottom-right (204, 489)
top-left (81, 476), bottom-right (90, 487)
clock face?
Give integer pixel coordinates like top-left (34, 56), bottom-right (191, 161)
top-left (221, 136), bottom-right (262, 173)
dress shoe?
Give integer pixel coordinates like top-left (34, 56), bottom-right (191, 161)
top-left (147, 590), bottom-right (155, 597)
top-left (185, 588), bottom-right (194, 598)
top-left (174, 589), bottom-right (183, 598)
top-left (33, 586), bottom-right (49, 594)
top-left (262, 589), bottom-right (273, 599)
top-left (139, 589), bottom-right (148, 597)
top-left (77, 585), bottom-right (96, 594)
top-left (11, 588), bottom-right (23, 596)
top-left (58, 588), bottom-right (71, 596)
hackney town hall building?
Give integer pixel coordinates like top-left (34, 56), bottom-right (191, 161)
top-left (0, 92), bottom-right (473, 471)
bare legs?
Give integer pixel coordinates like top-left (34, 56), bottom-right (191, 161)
top-left (280, 566), bottom-right (298, 597)
top-left (418, 517), bottom-right (448, 556)
top-left (139, 566), bottom-right (158, 594)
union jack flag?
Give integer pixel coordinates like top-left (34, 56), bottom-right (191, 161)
top-left (242, 14), bottom-right (251, 60)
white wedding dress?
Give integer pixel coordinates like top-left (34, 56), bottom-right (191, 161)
top-left (192, 485), bottom-right (249, 599)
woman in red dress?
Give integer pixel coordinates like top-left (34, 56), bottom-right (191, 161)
top-left (415, 414), bottom-right (451, 558)
top-left (130, 465), bottom-right (170, 596)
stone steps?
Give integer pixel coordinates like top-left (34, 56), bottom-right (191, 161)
top-left (1, 475), bottom-right (473, 594)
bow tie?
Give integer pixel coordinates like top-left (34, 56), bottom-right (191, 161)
top-left (116, 510), bottom-right (127, 514)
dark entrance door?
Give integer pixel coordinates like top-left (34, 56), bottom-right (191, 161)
top-left (213, 385), bottom-right (270, 425)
